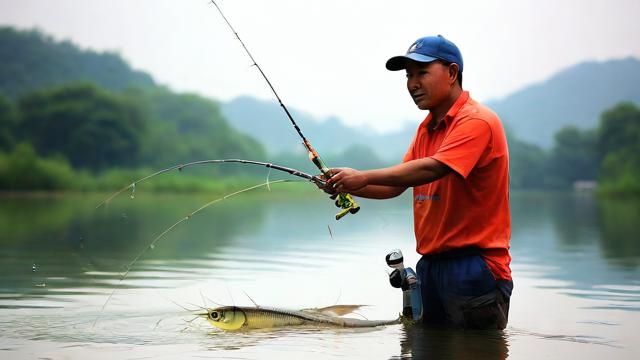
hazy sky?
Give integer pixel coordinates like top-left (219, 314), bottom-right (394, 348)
top-left (1, 0), bottom-right (639, 132)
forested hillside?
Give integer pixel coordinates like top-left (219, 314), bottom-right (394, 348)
top-left (0, 28), bottom-right (266, 190)
top-left (0, 26), bottom-right (638, 194)
top-left (488, 57), bottom-right (640, 148)
top-left (0, 27), bottom-right (156, 98)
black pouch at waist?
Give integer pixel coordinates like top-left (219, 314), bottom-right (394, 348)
top-left (422, 246), bottom-right (482, 261)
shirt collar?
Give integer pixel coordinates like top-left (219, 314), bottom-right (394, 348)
top-left (423, 91), bottom-right (470, 131)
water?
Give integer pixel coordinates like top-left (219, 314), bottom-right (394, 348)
top-left (1, 188), bottom-right (639, 359)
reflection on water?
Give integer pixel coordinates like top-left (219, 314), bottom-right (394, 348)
top-left (0, 190), bottom-right (639, 359)
top-left (397, 326), bottom-right (509, 360)
top-left (597, 197), bottom-right (640, 267)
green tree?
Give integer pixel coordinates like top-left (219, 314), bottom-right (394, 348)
top-left (547, 126), bottom-right (597, 188)
top-left (598, 102), bottom-right (640, 160)
top-left (126, 88), bottom-right (266, 171)
top-left (17, 83), bottom-right (146, 171)
top-left (597, 102), bottom-right (640, 195)
top-left (0, 142), bottom-right (75, 190)
top-left (0, 27), bottom-right (155, 99)
top-left (0, 93), bottom-right (17, 150)
top-left (506, 128), bottom-right (548, 189)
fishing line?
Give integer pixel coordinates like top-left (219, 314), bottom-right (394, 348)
top-left (96, 159), bottom-right (321, 209)
top-left (209, 0), bottom-right (360, 220)
top-left (266, 166), bottom-right (272, 191)
top-left (199, 289), bottom-right (224, 308)
top-left (93, 179), bottom-right (303, 327)
top-left (225, 282), bottom-right (235, 307)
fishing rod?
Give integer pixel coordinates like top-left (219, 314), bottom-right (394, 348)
top-left (94, 178), bottom-right (301, 327)
top-left (94, 159), bottom-right (320, 325)
top-left (96, 158), bottom-right (322, 209)
top-left (209, 0), bottom-right (360, 220)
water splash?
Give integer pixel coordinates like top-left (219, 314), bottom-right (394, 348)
top-left (266, 167), bottom-right (272, 191)
top-left (32, 263), bottom-right (46, 287)
top-left (130, 183), bottom-right (136, 199)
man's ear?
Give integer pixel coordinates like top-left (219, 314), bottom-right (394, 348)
top-left (449, 63), bottom-right (460, 85)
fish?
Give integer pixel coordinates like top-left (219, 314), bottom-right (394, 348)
top-left (202, 305), bottom-right (400, 331)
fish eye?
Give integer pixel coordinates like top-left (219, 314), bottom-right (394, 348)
top-left (210, 311), bottom-right (218, 319)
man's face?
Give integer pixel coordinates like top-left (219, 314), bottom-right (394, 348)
top-left (405, 61), bottom-right (452, 111)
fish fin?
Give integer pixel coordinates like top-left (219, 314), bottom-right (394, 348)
top-left (303, 305), bottom-right (367, 316)
top-left (243, 291), bottom-right (261, 309)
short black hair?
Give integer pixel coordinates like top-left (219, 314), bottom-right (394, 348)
top-left (437, 60), bottom-right (463, 87)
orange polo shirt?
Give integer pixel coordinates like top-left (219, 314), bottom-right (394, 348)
top-left (403, 91), bottom-right (512, 280)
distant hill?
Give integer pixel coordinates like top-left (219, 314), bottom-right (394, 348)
top-left (5, 26), bottom-right (638, 162)
top-left (222, 96), bottom-right (415, 162)
top-left (487, 57), bottom-right (640, 148)
top-left (225, 58), bottom-right (640, 156)
top-left (0, 27), bottom-right (156, 98)
top-left (0, 27), bottom-right (265, 169)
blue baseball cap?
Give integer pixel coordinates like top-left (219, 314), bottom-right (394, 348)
top-left (386, 35), bottom-right (463, 72)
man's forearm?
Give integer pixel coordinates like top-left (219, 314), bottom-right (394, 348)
top-left (350, 184), bottom-right (406, 199)
top-left (363, 157), bottom-right (451, 187)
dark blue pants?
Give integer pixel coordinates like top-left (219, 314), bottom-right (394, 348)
top-left (416, 251), bottom-right (513, 329)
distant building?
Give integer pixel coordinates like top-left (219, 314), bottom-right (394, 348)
top-left (573, 180), bottom-right (597, 192)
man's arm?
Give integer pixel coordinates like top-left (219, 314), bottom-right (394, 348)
top-left (326, 157), bottom-right (451, 195)
top-left (348, 184), bottom-right (407, 199)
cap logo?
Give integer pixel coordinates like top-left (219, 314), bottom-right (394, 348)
top-left (407, 41), bottom-right (421, 54)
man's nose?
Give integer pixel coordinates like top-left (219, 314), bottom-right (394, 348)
top-left (408, 78), bottom-right (420, 91)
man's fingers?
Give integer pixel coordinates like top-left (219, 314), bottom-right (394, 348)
top-left (326, 173), bottom-right (344, 188)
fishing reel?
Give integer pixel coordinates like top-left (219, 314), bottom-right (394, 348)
top-left (310, 176), bottom-right (360, 220)
top-left (309, 153), bottom-right (360, 221)
top-left (332, 192), bottom-right (360, 220)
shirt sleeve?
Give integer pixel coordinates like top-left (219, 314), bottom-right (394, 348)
top-left (431, 119), bottom-right (492, 179)
top-left (402, 131), bottom-right (418, 163)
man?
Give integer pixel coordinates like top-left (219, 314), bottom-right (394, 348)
top-left (325, 35), bottom-right (512, 329)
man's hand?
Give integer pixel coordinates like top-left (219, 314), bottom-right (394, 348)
top-left (313, 175), bottom-right (338, 195)
top-left (324, 168), bottom-right (368, 193)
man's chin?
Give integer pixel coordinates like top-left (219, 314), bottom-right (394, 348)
top-left (415, 103), bottom-right (429, 111)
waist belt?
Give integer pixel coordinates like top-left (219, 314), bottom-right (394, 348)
top-left (422, 246), bottom-right (482, 261)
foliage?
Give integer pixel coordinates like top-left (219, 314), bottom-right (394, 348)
top-left (17, 83), bottom-right (145, 171)
top-left (507, 135), bottom-right (548, 189)
top-left (488, 57), bottom-right (640, 148)
top-left (1, 26), bottom-right (638, 195)
top-left (0, 143), bottom-right (288, 193)
top-left (597, 102), bottom-right (640, 161)
top-left (0, 142), bottom-right (77, 190)
top-left (0, 93), bottom-right (17, 150)
top-left (597, 103), bottom-right (640, 195)
top-left (126, 88), bottom-right (266, 170)
top-left (546, 126), bottom-right (598, 188)
top-left (0, 27), bottom-right (155, 99)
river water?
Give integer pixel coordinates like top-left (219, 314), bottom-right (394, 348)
top-left (0, 186), bottom-right (639, 359)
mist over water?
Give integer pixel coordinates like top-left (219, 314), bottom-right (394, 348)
top-left (0, 190), bottom-right (639, 359)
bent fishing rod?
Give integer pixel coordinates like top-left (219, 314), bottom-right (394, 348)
top-left (96, 159), bottom-right (323, 209)
top-left (94, 176), bottom-right (302, 327)
top-left (209, 0), bottom-right (360, 220)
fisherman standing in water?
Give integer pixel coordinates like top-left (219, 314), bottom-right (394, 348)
top-left (325, 35), bottom-right (512, 329)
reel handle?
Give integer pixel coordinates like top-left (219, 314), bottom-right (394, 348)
top-left (333, 193), bottom-right (360, 220)
top-left (310, 152), bottom-right (360, 221)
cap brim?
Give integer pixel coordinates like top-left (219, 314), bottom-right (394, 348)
top-left (385, 53), bottom-right (438, 71)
